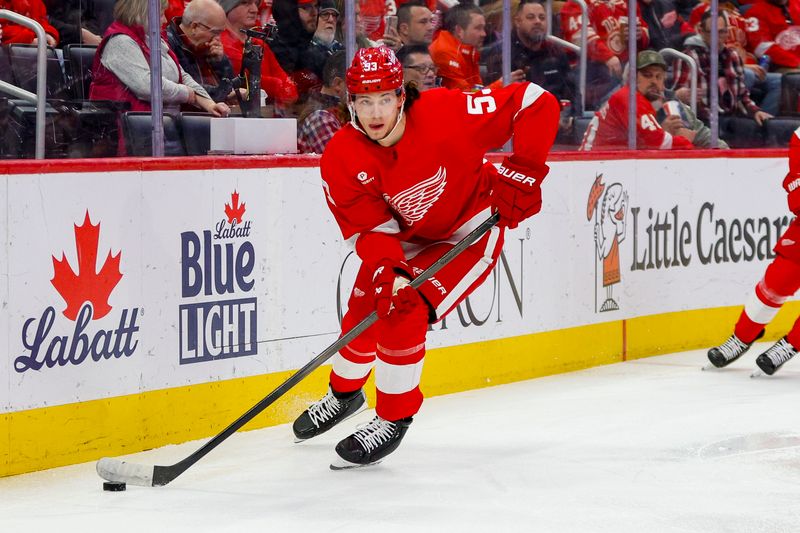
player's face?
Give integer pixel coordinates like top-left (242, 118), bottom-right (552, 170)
top-left (403, 6), bottom-right (434, 44)
top-left (636, 65), bottom-right (665, 102)
top-left (458, 14), bottom-right (487, 47)
top-left (515, 3), bottom-right (547, 44)
top-left (353, 91), bottom-right (402, 140)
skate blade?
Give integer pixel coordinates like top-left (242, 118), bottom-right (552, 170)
top-left (293, 402), bottom-right (368, 444)
top-left (329, 457), bottom-right (382, 471)
top-left (701, 363), bottom-right (724, 371)
top-left (750, 369), bottom-right (765, 378)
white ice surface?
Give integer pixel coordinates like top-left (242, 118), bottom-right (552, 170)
top-left (3, 346), bottom-right (800, 533)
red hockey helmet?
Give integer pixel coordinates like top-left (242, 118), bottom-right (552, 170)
top-left (346, 46), bottom-right (404, 94)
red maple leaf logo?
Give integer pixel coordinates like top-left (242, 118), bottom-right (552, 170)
top-left (225, 190), bottom-right (246, 224)
top-left (50, 211), bottom-right (123, 321)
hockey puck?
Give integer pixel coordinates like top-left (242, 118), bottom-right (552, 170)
top-left (103, 482), bottom-right (126, 492)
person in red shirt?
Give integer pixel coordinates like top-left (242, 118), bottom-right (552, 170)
top-left (291, 47), bottom-right (559, 469)
top-left (429, 3), bottom-right (524, 91)
top-left (561, 0), bottom-right (649, 107)
top-left (744, 0), bottom-right (800, 69)
top-left (706, 125), bottom-right (800, 376)
top-left (1, 0), bottom-right (59, 45)
top-left (217, 0), bottom-right (298, 106)
top-left (581, 50), bottom-right (694, 150)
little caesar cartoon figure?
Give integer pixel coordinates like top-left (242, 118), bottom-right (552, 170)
top-left (292, 47), bottom-right (559, 469)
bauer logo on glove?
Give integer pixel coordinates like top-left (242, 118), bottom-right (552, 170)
top-left (492, 156), bottom-right (550, 229)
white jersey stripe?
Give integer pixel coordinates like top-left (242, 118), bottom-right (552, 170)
top-left (332, 353), bottom-right (374, 380)
top-left (377, 342), bottom-right (426, 358)
top-left (744, 289), bottom-right (782, 325)
top-left (435, 225), bottom-right (502, 318)
top-left (375, 358), bottom-right (425, 395)
top-left (514, 82), bottom-right (545, 121)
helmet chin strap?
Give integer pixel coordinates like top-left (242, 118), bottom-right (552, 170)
top-left (349, 91), bottom-right (406, 143)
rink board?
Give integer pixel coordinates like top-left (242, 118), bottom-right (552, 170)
top-left (0, 152), bottom-right (794, 476)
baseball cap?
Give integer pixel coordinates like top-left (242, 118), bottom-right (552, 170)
top-left (318, 0), bottom-right (339, 13)
top-left (636, 50), bottom-right (667, 70)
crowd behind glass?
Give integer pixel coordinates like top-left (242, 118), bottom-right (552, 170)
top-left (0, 0), bottom-right (797, 157)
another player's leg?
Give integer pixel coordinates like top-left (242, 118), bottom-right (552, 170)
top-left (332, 299), bottom-right (427, 468)
top-left (755, 314), bottom-right (800, 375)
top-left (707, 255), bottom-right (800, 368)
top-left (293, 269), bottom-right (375, 442)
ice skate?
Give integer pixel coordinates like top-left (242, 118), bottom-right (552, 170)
top-left (292, 387), bottom-right (366, 443)
top-left (330, 416), bottom-right (413, 470)
top-left (755, 337), bottom-right (798, 376)
top-left (705, 332), bottom-right (762, 370)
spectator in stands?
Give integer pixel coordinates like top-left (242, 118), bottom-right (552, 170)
top-left (44, 0), bottom-right (104, 46)
top-left (744, 0), bottom-right (800, 70)
top-left (638, 0), bottom-right (693, 50)
top-left (673, 11), bottom-right (772, 126)
top-left (397, 44), bottom-right (437, 91)
top-left (654, 97), bottom-right (731, 148)
top-left (306, 0), bottom-right (343, 81)
top-left (218, 0), bottom-right (299, 106)
top-left (398, 0), bottom-right (434, 45)
top-left (0, 0), bottom-right (59, 45)
top-left (581, 50), bottom-right (695, 150)
top-left (429, 3), bottom-right (524, 90)
top-left (270, 0), bottom-right (319, 89)
top-left (689, 2), bottom-right (781, 118)
top-left (90, 0), bottom-right (228, 115)
top-left (167, 0), bottom-right (237, 103)
top-left (359, 0), bottom-right (390, 42)
top-left (297, 50), bottom-right (346, 153)
top-left (484, 0), bottom-right (576, 104)
top-left (561, 0), bottom-right (649, 108)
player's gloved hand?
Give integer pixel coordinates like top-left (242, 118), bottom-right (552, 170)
top-left (783, 172), bottom-right (800, 215)
top-left (372, 259), bottom-right (417, 319)
top-left (491, 156), bottom-right (549, 229)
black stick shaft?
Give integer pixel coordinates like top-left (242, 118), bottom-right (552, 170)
top-left (153, 213), bottom-right (499, 485)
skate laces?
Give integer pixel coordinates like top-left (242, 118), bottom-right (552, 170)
top-left (352, 417), bottom-right (397, 452)
top-left (764, 338), bottom-right (797, 366)
top-left (307, 389), bottom-right (341, 428)
top-left (717, 335), bottom-right (748, 361)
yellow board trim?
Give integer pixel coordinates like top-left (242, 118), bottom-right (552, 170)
top-left (3, 302), bottom-right (800, 478)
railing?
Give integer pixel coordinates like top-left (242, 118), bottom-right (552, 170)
top-left (545, 0), bottom-right (588, 116)
top-left (661, 48), bottom-right (698, 116)
top-left (0, 9), bottom-right (46, 159)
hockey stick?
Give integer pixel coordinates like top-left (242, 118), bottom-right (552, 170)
top-left (97, 212), bottom-right (500, 487)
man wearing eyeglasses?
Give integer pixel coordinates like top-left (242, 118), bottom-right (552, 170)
top-left (167, 0), bottom-right (237, 103)
top-left (307, 0), bottom-right (344, 80)
top-left (397, 44), bottom-right (438, 91)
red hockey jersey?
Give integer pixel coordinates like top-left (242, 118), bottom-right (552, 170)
top-left (580, 85), bottom-right (693, 150)
top-left (744, 0), bottom-right (800, 68)
top-left (560, 0), bottom-right (649, 63)
top-left (320, 83), bottom-right (559, 265)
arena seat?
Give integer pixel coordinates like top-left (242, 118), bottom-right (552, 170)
top-left (64, 44), bottom-right (98, 100)
top-left (122, 112), bottom-right (185, 156)
top-left (8, 44), bottom-right (69, 99)
top-left (178, 112), bottom-right (212, 156)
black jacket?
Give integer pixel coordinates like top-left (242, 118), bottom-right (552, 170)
top-left (166, 19), bottom-right (236, 103)
top-left (270, 0), bottom-right (316, 74)
top-left (485, 32), bottom-right (576, 106)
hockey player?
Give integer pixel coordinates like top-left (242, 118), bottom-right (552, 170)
top-left (292, 46), bottom-right (559, 468)
top-left (707, 125), bottom-right (800, 375)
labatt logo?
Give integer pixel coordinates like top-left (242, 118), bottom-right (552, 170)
top-left (587, 174), bottom-right (629, 313)
top-left (15, 212), bottom-right (141, 373)
top-left (179, 190), bottom-right (257, 363)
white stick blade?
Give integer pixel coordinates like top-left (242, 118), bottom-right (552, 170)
top-left (96, 457), bottom-right (155, 487)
